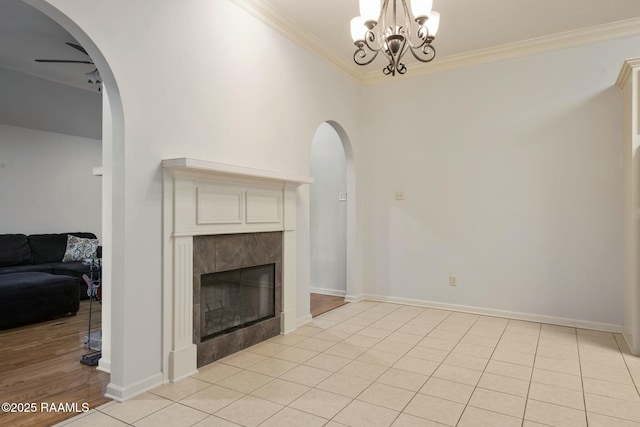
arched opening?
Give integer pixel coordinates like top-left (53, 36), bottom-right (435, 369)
top-left (24, 0), bottom-right (126, 402)
top-left (309, 121), bottom-right (356, 315)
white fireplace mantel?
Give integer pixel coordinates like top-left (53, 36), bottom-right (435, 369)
top-left (162, 158), bottom-right (314, 185)
top-left (161, 158), bottom-right (312, 383)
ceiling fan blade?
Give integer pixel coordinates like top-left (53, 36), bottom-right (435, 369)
top-left (65, 42), bottom-right (88, 56)
top-left (35, 59), bottom-right (94, 64)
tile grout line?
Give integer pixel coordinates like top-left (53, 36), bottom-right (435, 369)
top-left (523, 329), bottom-right (601, 423)
top-left (614, 332), bottom-right (640, 398)
top-left (98, 400), bottom-right (198, 426)
top-left (97, 394), bottom-right (174, 425)
top-left (317, 303), bottom-right (450, 424)
top-left (257, 302), bottom-right (414, 424)
top-left (323, 303), bottom-right (417, 423)
top-left (283, 303), bottom-right (459, 424)
top-left (250, 303), bottom-right (388, 426)
top-left (370, 311), bottom-right (510, 424)
top-left (518, 321), bottom-right (541, 427)
top-left (454, 317), bottom-right (513, 427)
top-left (204, 321), bottom-right (338, 426)
top-left (579, 332), bottom-right (640, 426)
top-left (575, 328), bottom-right (589, 427)
top-left (363, 308), bottom-right (457, 426)
top-left (451, 314), bottom-right (491, 427)
top-left (269, 304), bottom-right (380, 424)
top-left (170, 339), bottom-right (317, 426)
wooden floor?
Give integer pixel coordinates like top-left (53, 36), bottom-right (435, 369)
top-left (310, 293), bottom-right (348, 317)
top-left (0, 300), bottom-right (110, 427)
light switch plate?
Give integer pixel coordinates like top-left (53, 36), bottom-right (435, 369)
top-left (338, 192), bottom-right (347, 202)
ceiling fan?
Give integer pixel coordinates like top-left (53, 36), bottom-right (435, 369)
top-left (35, 42), bottom-right (102, 88)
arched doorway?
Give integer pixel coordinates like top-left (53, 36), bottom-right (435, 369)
top-left (309, 121), bottom-right (356, 314)
top-left (24, 0), bottom-right (126, 400)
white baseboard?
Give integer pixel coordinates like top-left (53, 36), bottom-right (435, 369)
top-left (97, 358), bottom-right (111, 374)
top-left (169, 370), bottom-right (198, 384)
top-left (363, 294), bottom-right (623, 333)
top-left (168, 344), bottom-right (197, 383)
top-left (310, 287), bottom-right (346, 297)
top-left (281, 309), bottom-right (297, 334)
top-left (345, 294), bottom-right (364, 303)
top-left (623, 332), bottom-right (634, 354)
top-left (105, 372), bottom-right (163, 402)
top-left (622, 331), bottom-right (640, 355)
top-left (297, 313), bottom-right (313, 327)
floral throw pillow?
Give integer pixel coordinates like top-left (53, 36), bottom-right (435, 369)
top-left (62, 235), bottom-right (99, 262)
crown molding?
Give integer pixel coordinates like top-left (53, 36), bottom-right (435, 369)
top-left (229, 0), bottom-right (363, 81)
top-left (616, 57), bottom-right (640, 88)
top-left (229, 1), bottom-right (640, 87)
top-left (363, 17), bottom-right (640, 85)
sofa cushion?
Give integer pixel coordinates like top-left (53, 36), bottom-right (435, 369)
top-left (28, 233), bottom-right (97, 264)
top-left (44, 262), bottom-right (93, 300)
top-left (0, 272), bottom-right (80, 329)
top-left (0, 234), bottom-right (33, 267)
top-left (0, 265), bottom-right (52, 275)
top-left (45, 261), bottom-right (91, 276)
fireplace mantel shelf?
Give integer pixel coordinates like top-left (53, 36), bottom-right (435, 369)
top-left (163, 158), bottom-right (313, 185)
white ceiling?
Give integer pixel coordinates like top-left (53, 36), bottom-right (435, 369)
top-left (260, 0), bottom-right (640, 77)
top-left (0, 0), bottom-right (99, 92)
top-left (3, 0), bottom-right (640, 91)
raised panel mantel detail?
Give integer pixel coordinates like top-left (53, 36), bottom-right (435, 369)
top-left (165, 159), bottom-right (312, 236)
top-left (196, 187), bottom-right (243, 225)
top-left (246, 190), bottom-right (282, 224)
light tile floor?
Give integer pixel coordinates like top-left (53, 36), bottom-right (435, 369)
top-left (55, 301), bottom-right (640, 426)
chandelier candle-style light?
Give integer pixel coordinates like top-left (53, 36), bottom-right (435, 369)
top-left (350, 0), bottom-right (440, 76)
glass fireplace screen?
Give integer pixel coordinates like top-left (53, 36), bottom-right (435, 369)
top-left (201, 263), bottom-right (275, 340)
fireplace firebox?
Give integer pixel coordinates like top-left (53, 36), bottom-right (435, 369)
top-left (201, 264), bottom-right (275, 340)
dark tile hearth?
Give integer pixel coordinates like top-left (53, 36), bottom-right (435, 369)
top-left (196, 317), bottom-right (280, 364)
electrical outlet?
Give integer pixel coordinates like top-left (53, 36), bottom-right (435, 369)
top-left (449, 276), bottom-right (457, 286)
top-left (395, 191), bottom-right (404, 201)
top-left (338, 192), bottom-right (347, 202)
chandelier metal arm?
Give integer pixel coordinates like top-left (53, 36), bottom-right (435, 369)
top-left (382, 32), bottom-right (409, 76)
top-left (405, 10), bottom-right (435, 62)
top-left (353, 28), bottom-right (383, 66)
top-left (354, 42), bottom-right (380, 66)
top-left (351, 0), bottom-right (438, 75)
top-left (363, 28), bottom-right (382, 52)
top-left (408, 43), bottom-right (436, 63)
top-left (406, 21), bottom-right (429, 49)
top-left (407, 22), bottom-right (435, 63)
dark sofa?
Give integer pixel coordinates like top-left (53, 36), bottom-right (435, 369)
top-left (0, 232), bottom-right (98, 329)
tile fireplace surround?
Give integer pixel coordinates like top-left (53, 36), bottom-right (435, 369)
top-left (162, 158), bottom-right (313, 382)
top-left (193, 232), bottom-right (283, 367)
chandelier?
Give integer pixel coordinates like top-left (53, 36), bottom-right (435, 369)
top-left (350, 0), bottom-right (440, 76)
